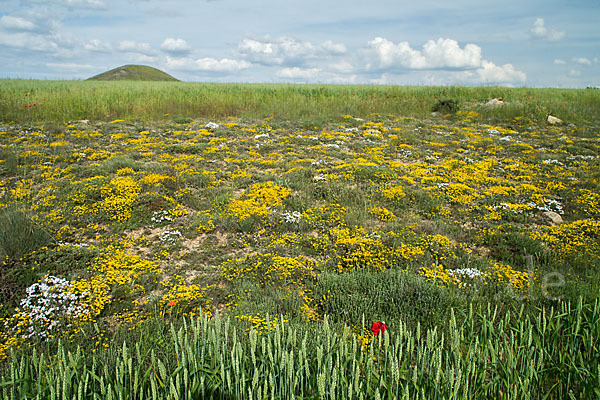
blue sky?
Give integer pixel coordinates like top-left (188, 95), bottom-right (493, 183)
top-left (0, 0), bottom-right (598, 87)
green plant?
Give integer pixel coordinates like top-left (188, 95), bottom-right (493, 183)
top-left (432, 98), bottom-right (460, 114)
top-left (313, 269), bottom-right (460, 329)
top-left (2, 299), bottom-right (600, 399)
top-left (0, 206), bottom-right (53, 261)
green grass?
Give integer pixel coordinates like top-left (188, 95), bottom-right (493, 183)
top-left (1, 80), bottom-right (599, 126)
top-left (0, 206), bottom-right (53, 261)
top-left (2, 299), bottom-right (599, 399)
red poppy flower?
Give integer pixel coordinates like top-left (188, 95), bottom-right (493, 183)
top-left (371, 321), bottom-right (387, 336)
top-left (168, 301), bottom-right (176, 307)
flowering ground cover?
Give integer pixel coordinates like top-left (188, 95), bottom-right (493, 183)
top-left (0, 84), bottom-right (599, 398)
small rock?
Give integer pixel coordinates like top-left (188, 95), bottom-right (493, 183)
top-left (547, 115), bottom-right (563, 125)
top-left (484, 98), bottom-right (504, 107)
top-left (205, 122), bottom-right (220, 129)
top-left (543, 211), bottom-right (563, 225)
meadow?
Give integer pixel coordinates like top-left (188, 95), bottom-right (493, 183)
top-left (1, 80), bottom-right (599, 399)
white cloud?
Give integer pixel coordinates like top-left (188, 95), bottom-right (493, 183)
top-left (116, 40), bottom-right (155, 56)
top-left (84, 39), bottom-right (111, 52)
top-left (84, 39), bottom-right (158, 60)
top-left (530, 18), bottom-right (565, 42)
top-left (321, 40), bottom-right (346, 54)
top-left (0, 16), bottom-right (37, 31)
top-left (368, 37), bottom-right (481, 70)
top-left (365, 36), bottom-right (525, 85)
top-left (572, 57), bottom-right (592, 66)
top-left (46, 62), bottom-right (95, 70)
top-left (568, 69), bottom-right (581, 77)
top-left (554, 59), bottom-right (566, 65)
top-left (160, 38), bottom-right (191, 55)
top-left (239, 37), bottom-right (346, 66)
top-left (166, 56), bottom-right (251, 72)
top-left (368, 37), bottom-right (426, 69)
top-left (0, 9), bottom-right (61, 34)
top-left (329, 60), bottom-right (355, 74)
top-left (423, 38), bottom-right (481, 68)
top-left (276, 66), bottom-right (356, 83)
top-left (126, 54), bottom-right (158, 63)
top-left (468, 60), bottom-right (526, 84)
top-left (0, 32), bottom-right (60, 52)
top-left (277, 67), bottom-right (322, 79)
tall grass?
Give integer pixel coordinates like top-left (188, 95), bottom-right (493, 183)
top-left (1, 80), bottom-right (598, 125)
top-left (0, 206), bottom-right (53, 261)
top-left (2, 298), bottom-right (599, 399)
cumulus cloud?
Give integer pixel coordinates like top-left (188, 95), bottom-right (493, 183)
top-left (467, 60), bottom-right (526, 84)
top-left (530, 18), bottom-right (565, 41)
top-left (0, 29), bottom-right (79, 57)
top-left (239, 37), bottom-right (346, 66)
top-left (572, 57), bottom-right (592, 66)
top-left (368, 37), bottom-right (482, 70)
top-left (0, 16), bottom-right (37, 31)
top-left (277, 67), bottom-right (322, 79)
top-left (84, 39), bottom-right (111, 52)
top-left (365, 36), bottom-right (526, 85)
top-left (83, 39), bottom-right (158, 61)
top-left (166, 56), bottom-right (251, 72)
top-left (160, 38), bottom-right (191, 55)
top-left (0, 32), bottom-right (60, 52)
top-left (423, 38), bottom-right (481, 68)
top-left (0, 9), bottom-right (62, 34)
top-left (554, 59), bottom-right (566, 65)
top-left (115, 40), bottom-right (155, 56)
top-left (276, 66), bottom-right (356, 83)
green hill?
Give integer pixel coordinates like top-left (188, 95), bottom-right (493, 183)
top-left (87, 65), bottom-right (179, 81)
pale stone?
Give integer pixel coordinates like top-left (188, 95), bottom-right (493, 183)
top-left (543, 211), bottom-right (563, 225)
top-left (485, 98), bottom-right (504, 107)
top-left (547, 115), bottom-right (563, 125)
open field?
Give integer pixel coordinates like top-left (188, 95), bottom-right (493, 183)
top-left (2, 80), bottom-right (600, 127)
top-left (1, 81), bottom-right (599, 398)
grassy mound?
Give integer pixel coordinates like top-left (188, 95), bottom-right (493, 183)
top-left (87, 65), bottom-right (179, 82)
